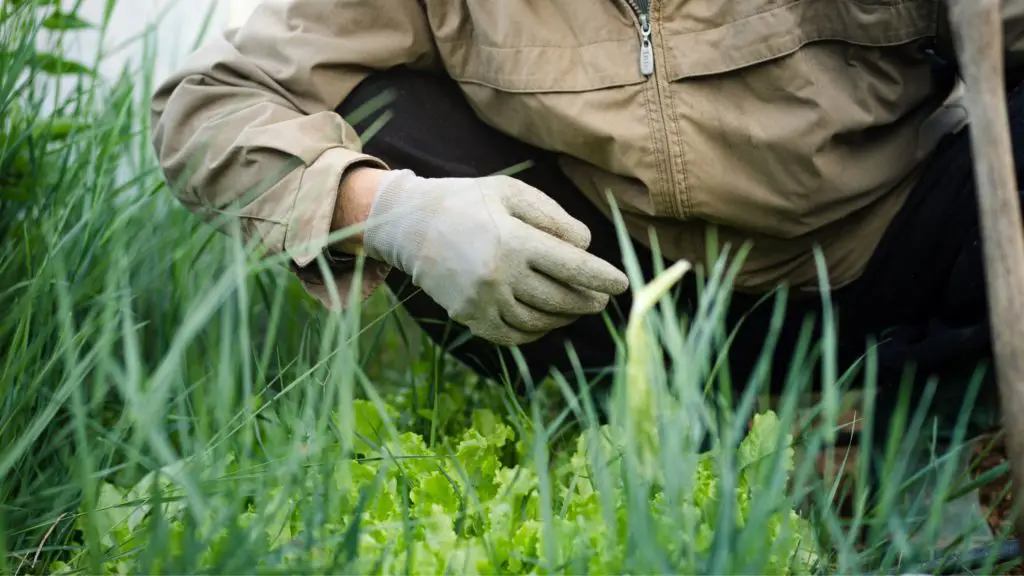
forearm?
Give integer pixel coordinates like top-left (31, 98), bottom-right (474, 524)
top-left (331, 166), bottom-right (387, 250)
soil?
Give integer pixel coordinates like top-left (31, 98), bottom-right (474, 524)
top-left (808, 410), bottom-right (1021, 572)
top-left (975, 433), bottom-right (1015, 537)
top-left (973, 431), bottom-right (1022, 574)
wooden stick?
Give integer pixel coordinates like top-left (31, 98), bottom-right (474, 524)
top-left (946, 0), bottom-right (1024, 547)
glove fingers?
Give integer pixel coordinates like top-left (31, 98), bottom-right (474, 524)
top-left (457, 289), bottom-right (552, 347)
top-left (486, 325), bottom-right (548, 347)
top-left (524, 230), bottom-right (630, 296)
top-left (499, 179), bottom-right (592, 250)
top-left (511, 271), bottom-right (611, 316)
top-left (478, 316), bottom-right (549, 347)
top-left (500, 296), bottom-right (579, 334)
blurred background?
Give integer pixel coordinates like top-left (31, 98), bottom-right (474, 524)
top-left (76, 0), bottom-right (235, 80)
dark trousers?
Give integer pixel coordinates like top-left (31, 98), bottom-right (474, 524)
top-left (337, 68), bottom-right (1024, 424)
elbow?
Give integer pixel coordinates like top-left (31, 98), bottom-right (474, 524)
top-left (147, 70), bottom-right (236, 210)
top-left (149, 71), bottom-right (193, 200)
top-left (147, 71), bottom-right (234, 220)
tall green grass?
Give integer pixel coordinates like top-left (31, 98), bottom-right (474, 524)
top-left (1, 1), bottom-right (1019, 573)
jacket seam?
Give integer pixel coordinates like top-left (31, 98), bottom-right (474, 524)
top-left (435, 36), bottom-right (638, 51)
top-left (662, 29), bottom-right (936, 81)
top-left (283, 154), bottom-right (313, 262)
top-left (642, 74), bottom-right (667, 219)
top-left (654, 2), bottom-right (690, 220)
top-left (448, 74), bottom-right (645, 93)
top-left (662, 0), bottom-right (934, 38)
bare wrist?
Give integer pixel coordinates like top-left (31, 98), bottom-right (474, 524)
top-left (331, 165), bottom-right (387, 250)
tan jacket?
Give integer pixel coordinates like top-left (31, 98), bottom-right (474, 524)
top-left (151, 0), bottom-right (1024, 309)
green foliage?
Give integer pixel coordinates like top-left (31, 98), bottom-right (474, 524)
top-left (0, 0), bottom-right (95, 225)
top-left (1, 2), bottom-right (1018, 576)
top-left (48, 397), bottom-right (817, 575)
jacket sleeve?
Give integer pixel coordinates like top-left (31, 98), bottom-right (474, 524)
top-left (150, 0), bottom-right (439, 309)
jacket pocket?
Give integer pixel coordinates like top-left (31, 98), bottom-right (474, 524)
top-left (428, 0), bottom-right (649, 93)
top-left (423, 2), bottom-right (657, 185)
top-left (659, 0), bottom-right (943, 237)
top-left (662, 0), bottom-right (938, 81)
top-left (437, 37), bottom-right (649, 93)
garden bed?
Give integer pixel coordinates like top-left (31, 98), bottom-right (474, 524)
top-left (975, 432), bottom-right (1021, 573)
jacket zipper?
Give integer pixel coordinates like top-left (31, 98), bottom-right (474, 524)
top-left (624, 0), bottom-right (654, 76)
top-left (621, 0), bottom-right (687, 218)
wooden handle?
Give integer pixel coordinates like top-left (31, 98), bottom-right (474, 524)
top-left (947, 0), bottom-right (1024, 548)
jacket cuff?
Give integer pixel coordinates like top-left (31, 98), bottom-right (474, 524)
top-left (284, 146), bottom-right (392, 309)
top-left (292, 257), bottom-right (393, 311)
top-left (284, 146), bottom-right (387, 266)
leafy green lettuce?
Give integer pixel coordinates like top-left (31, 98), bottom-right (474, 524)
top-left (50, 400), bottom-right (818, 574)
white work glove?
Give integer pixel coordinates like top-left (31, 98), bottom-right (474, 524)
top-left (362, 169), bottom-right (630, 346)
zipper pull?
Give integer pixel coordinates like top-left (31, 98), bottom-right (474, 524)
top-left (639, 14), bottom-right (654, 76)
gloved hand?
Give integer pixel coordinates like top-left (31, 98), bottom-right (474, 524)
top-left (362, 169), bottom-right (630, 346)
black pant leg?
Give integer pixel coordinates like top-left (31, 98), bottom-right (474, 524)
top-left (847, 81), bottom-right (1024, 514)
top-left (847, 81), bottom-right (1024, 406)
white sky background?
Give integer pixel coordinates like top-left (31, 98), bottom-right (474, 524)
top-left (42, 0), bottom-right (261, 181)
top-left (67, 0), bottom-right (260, 85)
